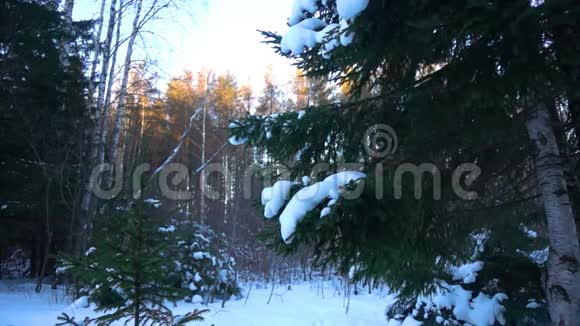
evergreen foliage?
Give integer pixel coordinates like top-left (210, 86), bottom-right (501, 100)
top-left (162, 221), bottom-right (241, 305)
top-left (58, 197), bottom-right (239, 324)
top-left (236, 0), bottom-right (580, 323)
top-left (59, 201), bottom-right (204, 325)
top-left (0, 0), bottom-right (92, 280)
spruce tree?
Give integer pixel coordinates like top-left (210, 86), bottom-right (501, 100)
top-left (59, 200), bottom-right (207, 325)
top-left (0, 0), bottom-right (92, 285)
top-left (236, 0), bottom-right (580, 324)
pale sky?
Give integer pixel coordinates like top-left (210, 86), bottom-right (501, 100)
top-left (74, 0), bottom-right (297, 93)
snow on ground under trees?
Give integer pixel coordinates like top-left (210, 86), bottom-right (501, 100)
top-left (0, 280), bottom-right (394, 326)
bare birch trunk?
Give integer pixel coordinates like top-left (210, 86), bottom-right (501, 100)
top-left (200, 72), bottom-right (211, 225)
top-left (99, 0), bottom-right (124, 165)
top-left (77, 0), bottom-right (118, 255)
top-left (526, 103), bottom-right (580, 325)
top-left (95, 0), bottom-right (118, 131)
top-left (88, 0), bottom-right (107, 98)
top-left (200, 91), bottom-right (207, 225)
top-left (109, 0), bottom-right (143, 167)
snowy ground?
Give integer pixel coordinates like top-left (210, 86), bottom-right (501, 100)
top-left (0, 280), bottom-right (395, 326)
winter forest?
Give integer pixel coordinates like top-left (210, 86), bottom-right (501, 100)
top-left (1, 0), bottom-right (579, 325)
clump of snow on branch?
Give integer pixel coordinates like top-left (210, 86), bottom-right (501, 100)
top-left (336, 0), bottom-right (369, 20)
top-left (526, 300), bottom-right (541, 309)
top-left (289, 0), bottom-right (320, 26)
top-left (282, 0), bottom-right (369, 56)
top-left (520, 225), bottom-right (538, 239)
top-left (389, 236), bottom-right (509, 326)
top-left (388, 279), bottom-right (508, 325)
top-left (55, 265), bottom-right (72, 275)
top-left (281, 19), bottom-right (330, 55)
top-left (339, 19), bottom-right (355, 46)
top-left (450, 261), bottom-right (484, 284)
top-left (158, 225), bottom-right (176, 233)
top-left (192, 251), bottom-right (211, 260)
top-left (228, 135), bottom-right (248, 145)
top-left (144, 198), bottom-right (161, 208)
top-left (228, 121), bottom-right (248, 145)
top-left (388, 228), bottom-right (511, 325)
top-left (518, 247), bottom-right (549, 264)
top-left (261, 181), bottom-right (299, 218)
top-left (261, 171), bottom-right (366, 243)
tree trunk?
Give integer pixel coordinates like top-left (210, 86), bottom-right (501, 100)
top-left (77, 0), bottom-right (119, 256)
top-left (109, 0), bottom-right (143, 168)
top-left (200, 90), bottom-right (207, 225)
top-left (134, 282), bottom-right (140, 326)
top-left (96, 0), bottom-right (118, 117)
top-left (548, 102), bottom-right (580, 246)
top-left (88, 0), bottom-right (107, 98)
top-left (526, 103), bottom-right (580, 325)
top-left (549, 1), bottom-right (580, 243)
top-left (35, 179), bottom-right (52, 293)
top-left (200, 72), bottom-right (211, 225)
top-left (99, 0), bottom-right (124, 165)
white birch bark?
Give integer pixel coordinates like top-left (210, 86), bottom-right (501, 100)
top-left (200, 90), bottom-right (207, 225)
top-left (99, 0), bottom-right (124, 165)
top-left (199, 72), bottom-right (212, 225)
top-left (526, 103), bottom-right (580, 325)
top-left (109, 0), bottom-right (143, 166)
top-left (77, 0), bottom-right (118, 254)
top-left (95, 0), bottom-right (118, 133)
top-left (88, 0), bottom-right (107, 98)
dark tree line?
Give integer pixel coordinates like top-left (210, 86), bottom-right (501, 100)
top-left (0, 0), bottom-right (91, 284)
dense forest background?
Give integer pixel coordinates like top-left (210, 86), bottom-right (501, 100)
top-left (2, 0), bottom-right (580, 324)
top-left (0, 0), bottom-right (339, 286)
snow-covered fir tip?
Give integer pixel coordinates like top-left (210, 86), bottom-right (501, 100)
top-left (450, 261), bottom-right (484, 284)
top-left (144, 198), bottom-right (161, 208)
top-left (158, 225), bottom-right (176, 233)
top-left (526, 299), bottom-right (542, 309)
top-left (261, 171), bottom-right (366, 243)
top-left (282, 0), bottom-right (369, 57)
